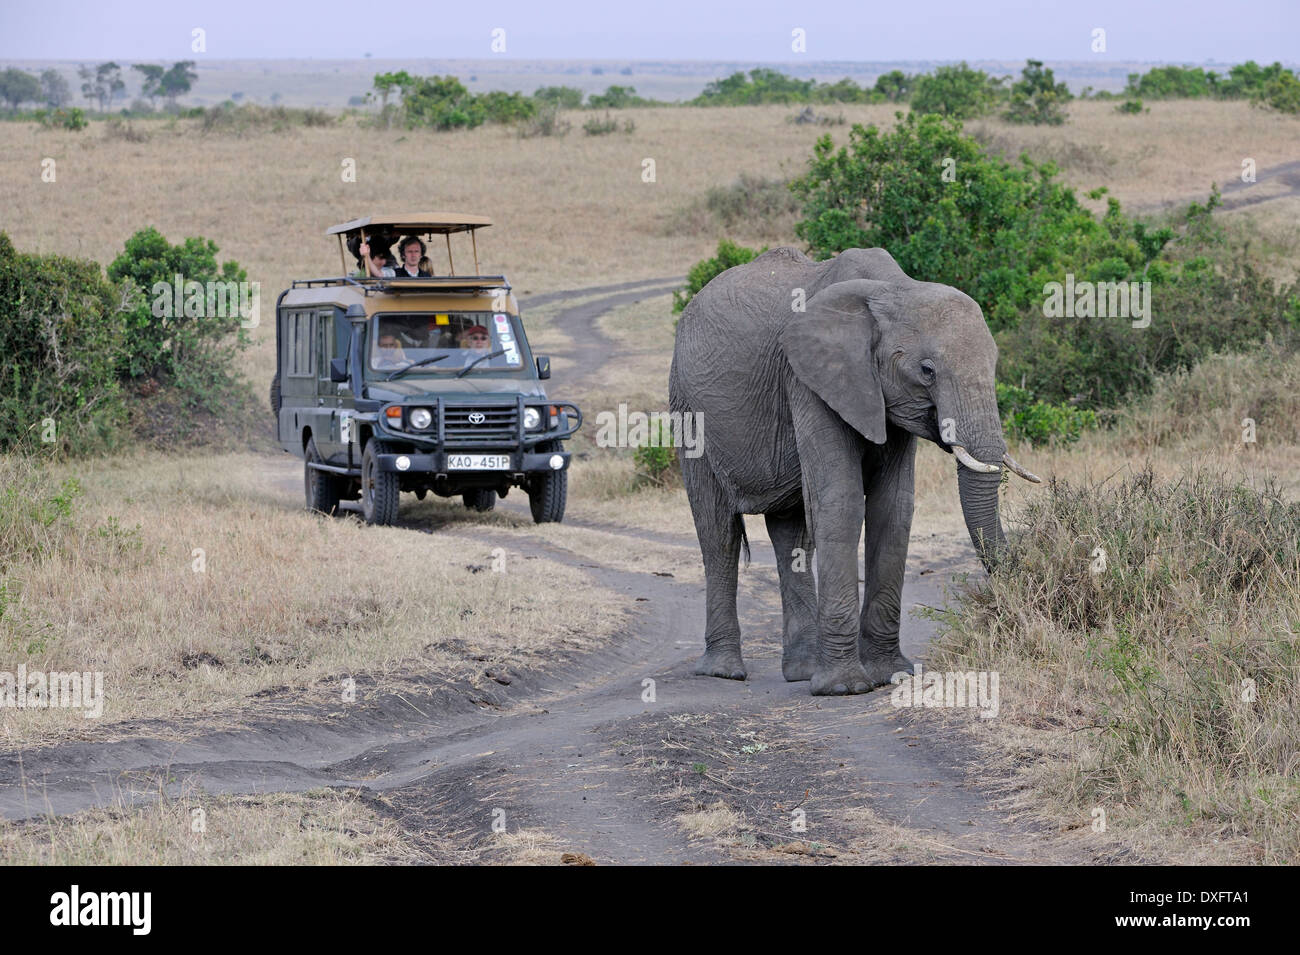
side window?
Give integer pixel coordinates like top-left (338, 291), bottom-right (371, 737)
top-left (285, 310), bottom-right (316, 377)
top-left (317, 310), bottom-right (332, 380)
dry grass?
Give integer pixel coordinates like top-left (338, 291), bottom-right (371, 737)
top-left (0, 450), bottom-right (628, 745)
top-left (0, 787), bottom-right (418, 864)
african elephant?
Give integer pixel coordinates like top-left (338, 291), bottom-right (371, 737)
top-left (668, 247), bottom-right (1039, 695)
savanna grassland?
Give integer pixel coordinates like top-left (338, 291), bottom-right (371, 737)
top-left (1, 94), bottom-right (1298, 863)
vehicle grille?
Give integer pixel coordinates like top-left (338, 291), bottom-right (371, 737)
top-left (443, 404), bottom-right (519, 447)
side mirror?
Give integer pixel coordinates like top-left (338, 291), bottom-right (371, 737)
top-left (330, 357), bottom-right (348, 382)
top-left (535, 355), bottom-right (551, 380)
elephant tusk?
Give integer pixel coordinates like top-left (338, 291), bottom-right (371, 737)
top-left (951, 445), bottom-right (1000, 473)
top-left (1002, 452), bottom-right (1042, 484)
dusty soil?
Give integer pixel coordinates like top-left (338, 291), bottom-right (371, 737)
top-left (0, 279), bottom-right (1104, 864)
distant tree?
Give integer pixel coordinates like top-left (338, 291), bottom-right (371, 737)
top-left (910, 62), bottom-right (1002, 119)
top-left (1003, 59), bottom-right (1073, 125)
top-left (533, 85), bottom-right (584, 109)
top-left (39, 68), bottom-right (71, 108)
top-left (158, 61), bottom-right (198, 107)
top-left (872, 70), bottom-right (914, 102)
top-left (79, 61), bottom-right (125, 112)
top-left (0, 68), bottom-right (41, 112)
top-left (132, 64), bottom-right (165, 107)
top-left (588, 84), bottom-right (651, 108)
top-left (370, 70), bottom-right (413, 128)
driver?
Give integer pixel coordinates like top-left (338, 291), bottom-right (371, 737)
top-left (373, 331), bottom-right (408, 368)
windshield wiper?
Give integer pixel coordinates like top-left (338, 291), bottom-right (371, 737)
top-left (455, 348), bottom-right (507, 378)
top-left (386, 354), bottom-right (448, 380)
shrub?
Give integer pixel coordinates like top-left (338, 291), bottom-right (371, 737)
top-left (37, 106), bottom-right (88, 130)
top-left (478, 90), bottom-right (536, 124)
top-left (1256, 69), bottom-right (1300, 114)
top-left (632, 420), bottom-right (680, 487)
top-left (517, 101), bottom-right (570, 138)
top-left (1116, 98), bottom-right (1145, 114)
top-left (0, 233), bottom-right (128, 454)
top-left (587, 85), bottom-right (654, 109)
top-left (910, 63), bottom-right (1003, 119)
top-left (932, 468), bottom-right (1300, 860)
top-left (401, 75), bottom-right (484, 130)
top-left (1002, 59), bottom-right (1072, 125)
top-left (703, 174), bottom-right (800, 232)
top-left (106, 228), bottom-right (251, 408)
top-left (533, 85), bottom-right (584, 109)
top-left (672, 239), bottom-right (763, 314)
top-left (995, 382), bottom-right (1097, 445)
top-left (582, 112), bottom-right (621, 135)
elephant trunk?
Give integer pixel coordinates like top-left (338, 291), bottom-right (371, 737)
top-left (957, 463), bottom-right (1007, 572)
top-left (944, 395), bottom-right (1008, 572)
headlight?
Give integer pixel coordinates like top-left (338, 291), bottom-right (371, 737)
top-left (409, 407), bottom-right (433, 430)
top-left (523, 406), bottom-right (542, 430)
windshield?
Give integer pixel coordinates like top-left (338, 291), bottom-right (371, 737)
top-left (368, 312), bottom-right (525, 376)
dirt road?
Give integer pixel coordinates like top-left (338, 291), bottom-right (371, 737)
top-left (0, 279), bottom-right (1089, 864)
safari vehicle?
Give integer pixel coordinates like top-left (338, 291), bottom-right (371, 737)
top-left (270, 213), bottom-right (581, 525)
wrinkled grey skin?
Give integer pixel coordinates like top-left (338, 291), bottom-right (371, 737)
top-left (668, 247), bottom-right (1008, 696)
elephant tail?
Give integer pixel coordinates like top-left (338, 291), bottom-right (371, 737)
top-left (735, 514), bottom-right (750, 567)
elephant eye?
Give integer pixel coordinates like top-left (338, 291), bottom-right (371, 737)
top-left (919, 359), bottom-right (937, 382)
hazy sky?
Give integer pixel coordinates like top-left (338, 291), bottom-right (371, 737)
top-left (1, 0), bottom-right (1295, 63)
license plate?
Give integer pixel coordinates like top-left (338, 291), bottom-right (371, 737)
top-left (447, 454), bottom-right (511, 470)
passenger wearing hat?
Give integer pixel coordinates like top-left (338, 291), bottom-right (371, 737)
top-left (458, 324), bottom-right (491, 350)
top-left (394, 236), bottom-right (432, 278)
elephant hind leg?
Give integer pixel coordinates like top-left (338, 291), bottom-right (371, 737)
top-left (765, 507), bottom-right (818, 682)
top-left (682, 455), bottom-right (747, 681)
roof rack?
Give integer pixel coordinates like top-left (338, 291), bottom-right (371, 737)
top-left (291, 275), bottom-right (511, 295)
top-left (328, 212), bottom-right (493, 274)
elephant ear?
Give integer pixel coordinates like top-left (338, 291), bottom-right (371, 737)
top-left (779, 278), bottom-right (891, 445)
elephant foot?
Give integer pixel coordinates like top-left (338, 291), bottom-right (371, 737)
top-left (861, 651), bottom-right (915, 689)
top-left (694, 647), bottom-right (747, 681)
top-left (781, 642), bottom-right (817, 682)
top-left (810, 661), bottom-right (873, 696)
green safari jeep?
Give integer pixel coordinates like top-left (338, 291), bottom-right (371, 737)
top-left (270, 212), bottom-right (581, 525)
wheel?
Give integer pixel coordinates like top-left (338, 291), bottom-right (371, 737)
top-left (270, 374), bottom-right (281, 416)
top-left (304, 436), bottom-right (342, 516)
top-left (360, 439), bottom-right (401, 526)
top-left (462, 488), bottom-right (497, 512)
top-left (528, 441), bottom-right (567, 524)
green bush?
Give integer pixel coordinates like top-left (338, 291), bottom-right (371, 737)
top-left (672, 239), bottom-right (763, 314)
top-left (587, 85), bottom-right (655, 109)
top-left (910, 63), bottom-right (1003, 119)
top-left (106, 228), bottom-right (251, 409)
top-left (533, 85), bottom-right (584, 109)
top-left (401, 75), bottom-right (484, 130)
top-left (1116, 98), bottom-right (1145, 114)
top-left (1125, 65), bottom-right (1218, 99)
top-left (1256, 69), bottom-right (1300, 114)
top-left (37, 106), bottom-right (88, 130)
top-left (478, 90), bottom-right (536, 124)
top-left (996, 382), bottom-right (1097, 445)
top-left (632, 420), bottom-right (680, 487)
top-left (0, 233), bottom-right (128, 454)
top-left (1003, 59), bottom-right (1072, 125)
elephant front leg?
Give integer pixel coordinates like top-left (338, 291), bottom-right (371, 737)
top-left (765, 507), bottom-right (819, 681)
top-left (682, 454), bottom-right (748, 681)
top-left (859, 429), bottom-right (917, 687)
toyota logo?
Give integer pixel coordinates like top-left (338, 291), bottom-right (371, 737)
top-left (468, 412), bottom-right (486, 425)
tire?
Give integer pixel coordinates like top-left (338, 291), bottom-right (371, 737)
top-left (360, 439), bottom-right (401, 526)
top-left (270, 374), bottom-right (281, 416)
top-left (462, 488), bottom-right (497, 512)
top-left (304, 437), bottom-right (342, 516)
top-left (528, 441), bottom-right (567, 524)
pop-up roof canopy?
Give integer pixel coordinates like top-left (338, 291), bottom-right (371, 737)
top-left (327, 213), bottom-right (493, 276)
top-left (326, 213), bottom-right (492, 236)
